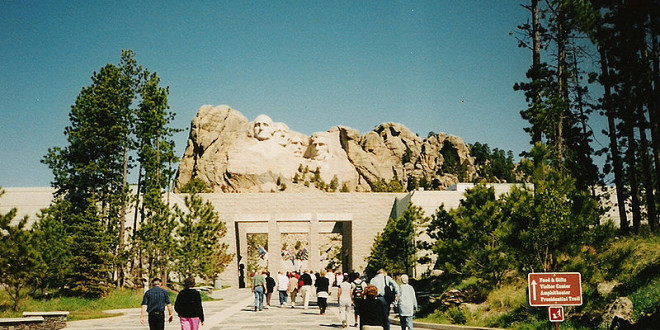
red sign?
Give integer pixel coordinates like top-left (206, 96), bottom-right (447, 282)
top-left (528, 272), bottom-right (582, 306)
top-left (548, 306), bottom-right (565, 322)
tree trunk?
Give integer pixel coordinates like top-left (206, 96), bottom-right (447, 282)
top-left (648, 24), bottom-right (660, 230)
top-left (637, 105), bottom-right (656, 231)
top-left (117, 145), bottom-right (129, 288)
top-left (599, 47), bottom-right (629, 234)
top-left (531, 0), bottom-right (542, 143)
top-left (556, 8), bottom-right (568, 165)
top-left (12, 283), bottom-right (21, 312)
top-left (572, 44), bottom-right (596, 196)
top-left (626, 123), bottom-right (642, 233)
top-left (132, 165), bottom-right (142, 237)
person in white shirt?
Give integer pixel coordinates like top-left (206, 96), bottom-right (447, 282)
top-left (325, 269), bottom-right (335, 287)
top-left (337, 276), bottom-right (354, 328)
top-left (396, 275), bottom-right (418, 330)
top-left (277, 271), bottom-right (289, 307)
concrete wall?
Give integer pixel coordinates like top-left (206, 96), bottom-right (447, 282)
top-left (199, 192), bottom-right (407, 287)
top-left (1, 184), bottom-right (630, 288)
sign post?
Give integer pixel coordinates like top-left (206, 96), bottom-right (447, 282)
top-left (528, 272), bottom-right (582, 328)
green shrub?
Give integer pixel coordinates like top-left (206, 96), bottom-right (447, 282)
top-left (485, 281), bottom-right (527, 309)
top-left (629, 277), bottom-right (660, 319)
top-left (447, 306), bottom-right (467, 324)
top-left (456, 277), bottom-right (489, 303)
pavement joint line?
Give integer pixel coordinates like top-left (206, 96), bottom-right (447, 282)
top-left (204, 291), bottom-right (254, 325)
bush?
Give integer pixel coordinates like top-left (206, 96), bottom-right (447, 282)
top-left (629, 277), bottom-right (660, 319)
top-left (447, 306), bottom-right (467, 324)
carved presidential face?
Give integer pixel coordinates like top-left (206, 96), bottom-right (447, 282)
top-left (289, 134), bottom-right (308, 156)
top-left (272, 122), bottom-right (290, 146)
top-left (309, 134), bottom-right (329, 160)
top-left (252, 115), bottom-right (274, 141)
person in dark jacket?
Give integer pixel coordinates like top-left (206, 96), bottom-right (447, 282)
top-left (174, 277), bottom-right (205, 330)
top-left (315, 270), bottom-right (331, 315)
top-left (265, 271), bottom-right (277, 309)
top-left (358, 284), bottom-right (386, 329)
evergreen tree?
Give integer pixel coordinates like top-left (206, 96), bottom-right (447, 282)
top-left (179, 177), bottom-right (212, 194)
top-left (0, 188), bottom-right (45, 311)
top-left (41, 50), bottom-right (180, 291)
top-left (68, 199), bottom-right (113, 298)
top-left (133, 68), bottom-right (179, 281)
top-left (470, 142), bottom-right (518, 183)
top-left (502, 143), bottom-right (600, 272)
top-left (41, 51), bottom-right (137, 293)
top-left (31, 199), bottom-right (74, 294)
top-left (174, 193), bottom-right (232, 281)
top-left (329, 175), bottom-right (339, 192)
top-left (365, 205), bottom-right (425, 277)
top-left (136, 197), bottom-right (177, 282)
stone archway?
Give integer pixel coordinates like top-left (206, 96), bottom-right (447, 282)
top-left (234, 214), bottom-right (353, 286)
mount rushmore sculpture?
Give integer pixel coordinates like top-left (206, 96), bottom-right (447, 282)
top-left (175, 105), bottom-right (476, 193)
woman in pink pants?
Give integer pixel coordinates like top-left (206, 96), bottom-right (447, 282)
top-left (175, 278), bottom-right (205, 330)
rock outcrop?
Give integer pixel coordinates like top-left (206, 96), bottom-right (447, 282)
top-left (175, 105), bottom-right (476, 193)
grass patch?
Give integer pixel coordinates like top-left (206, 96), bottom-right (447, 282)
top-left (629, 277), bottom-right (660, 319)
top-left (0, 288), bottom-right (144, 321)
top-left (0, 287), bottom-right (219, 321)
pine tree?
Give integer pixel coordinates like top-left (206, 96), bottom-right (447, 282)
top-left (365, 205), bottom-right (425, 277)
top-left (41, 51), bottom-right (136, 293)
top-left (0, 188), bottom-right (45, 311)
top-left (32, 199), bottom-right (74, 294)
top-left (174, 193), bottom-right (232, 281)
top-left (67, 200), bottom-right (113, 298)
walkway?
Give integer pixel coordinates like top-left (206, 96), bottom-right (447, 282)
top-left (66, 288), bottom-right (496, 330)
top-left (66, 288), bottom-right (354, 330)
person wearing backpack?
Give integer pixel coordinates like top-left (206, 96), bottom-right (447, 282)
top-left (351, 272), bottom-right (367, 328)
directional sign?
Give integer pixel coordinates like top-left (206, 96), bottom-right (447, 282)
top-left (549, 306), bottom-right (565, 322)
top-left (528, 272), bottom-right (582, 306)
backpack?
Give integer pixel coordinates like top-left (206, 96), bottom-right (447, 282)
top-left (352, 280), bottom-right (364, 299)
top-left (383, 276), bottom-right (396, 304)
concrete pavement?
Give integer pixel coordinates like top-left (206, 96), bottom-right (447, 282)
top-left (66, 288), bottom-right (355, 330)
top-left (65, 288), bottom-right (497, 330)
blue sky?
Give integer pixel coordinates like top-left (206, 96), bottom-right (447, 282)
top-left (1, 1), bottom-right (557, 187)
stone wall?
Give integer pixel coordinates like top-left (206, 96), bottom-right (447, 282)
top-left (199, 192), bottom-right (408, 287)
top-left (0, 312), bottom-right (68, 330)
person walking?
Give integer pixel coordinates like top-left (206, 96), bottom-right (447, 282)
top-left (370, 269), bottom-right (400, 330)
top-left (252, 270), bottom-right (266, 311)
top-left (277, 271), bottom-right (289, 307)
top-left (300, 270), bottom-right (314, 309)
top-left (140, 278), bottom-right (174, 330)
top-left (315, 270), bottom-right (331, 315)
top-left (358, 285), bottom-right (386, 330)
top-left (174, 277), bottom-right (205, 330)
top-left (396, 275), bottom-right (418, 330)
top-left (287, 271), bottom-right (300, 308)
top-left (265, 271), bottom-right (276, 309)
top-left (351, 272), bottom-right (367, 328)
top-left (337, 276), bottom-right (353, 328)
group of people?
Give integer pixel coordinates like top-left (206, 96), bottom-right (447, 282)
top-left (251, 268), bottom-right (418, 330)
top-left (139, 267), bottom-right (418, 330)
top-left (140, 277), bottom-right (205, 330)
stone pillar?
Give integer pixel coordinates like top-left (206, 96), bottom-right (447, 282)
top-left (342, 221), bottom-right (352, 273)
top-left (267, 218), bottom-right (281, 274)
top-left (309, 214), bottom-right (320, 271)
top-left (237, 222), bottom-right (248, 288)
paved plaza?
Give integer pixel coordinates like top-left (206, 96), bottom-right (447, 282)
top-left (66, 287), bottom-right (359, 330)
